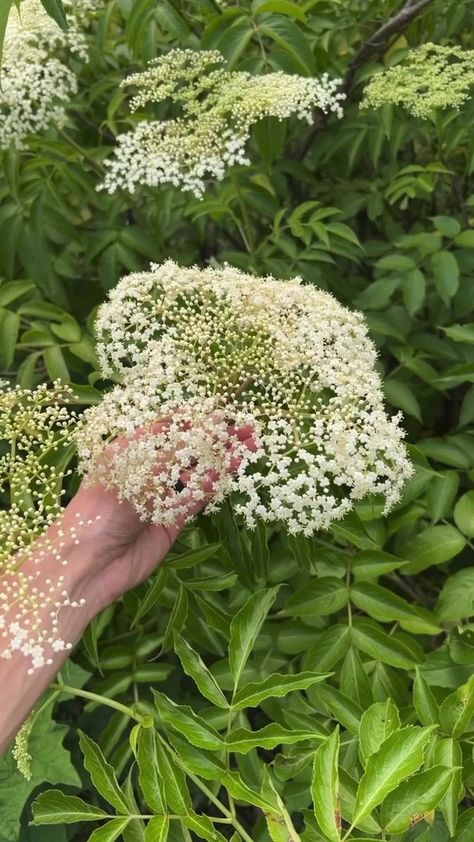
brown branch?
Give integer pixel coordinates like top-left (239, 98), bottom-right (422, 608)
top-left (298, 0), bottom-right (435, 160)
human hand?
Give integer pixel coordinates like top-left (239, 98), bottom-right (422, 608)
top-left (57, 418), bottom-right (256, 616)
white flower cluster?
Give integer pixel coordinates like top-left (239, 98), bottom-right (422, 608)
top-left (0, 0), bottom-right (96, 149)
top-left (77, 261), bottom-right (412, 535)
top-left (0, 383), bottom-right (89, 673)
top-left (99, 49), bottom-right (345, 197)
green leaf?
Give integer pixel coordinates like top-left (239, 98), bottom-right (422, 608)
top-left (436, 568), bottom-right (474, 621)
top-left (137, 727), bottom-right (165, 814)
top-left (233, 671), bottom-right (329, 709)
top-left (426, 471), bottom-right (459, 523)
top-left (400, 525), bottom-right (465, 574)
top-left (285, 577), bottom-right (348, 617)
top-left (439, 675), bottom-right (474, 737)
top-left (88, 819), bottom-right (131, 842)
top-left (433, 737), bottom-right (463, 835)
top-left (384, 379), bottom-right (422, 421)
top-left (351, 550), bottom-right (407, 579)
top-left (31, 791), bottom-right (110, 825)
top-left (226, 724), bottom-right (323, 753)
top-left (358, 700), bottom-right (400, 764)
top-left (403, 268), bottom-right (426, 315)
top-left (432, 216), bottom-right (461, 238)
top-left (453, 490), bottom-right (474, 537)
top-left (413, 668), bottom-right (439, 726)
top-left (0, 1), bottom-right (13, 69)
top-left (312, 685), bottom-right (362, 735)
top-left (78, 731), bottom-right (129, 814)
top-left (303, 625), bottom-right (351, 671)
top-left (380, 766), bottom-right (454, 834)
top-left (0, 699), bottom-right (80, 842)
top-left (145, 816), bottom-right (169, 842)
top-left (454, 229), bottom-right (474, 247)
top-left (311, 728), bottom-right (341, 842)
top-left (431, 250), bottom-right (459, 305)
top-left (173, 632), bottom-right (228, 708)
top-left (455, 807), bottom-right (474, 842)
top-left (166, 543), bottom-right (221, 570)
top-left (154, 741), bottom-right (191, 814)
top-left (442, 323), bottom-right (474, 344)
top-left (131, 568), bottom-right (167, 628)
top-left (262, 767), bottom-right (302, 842)
top-left (43, 346), bottom-right (70, 383)
top-left (222, 771), bottom-right (276, 812)
top-left (376, 254), bottom-right (416, 271)
top-left (352, 725), bottom-right (436, 825)
top-left (182, 812), bottom-right (227, 842)
top-left (255, 1), bottom-right (307, 22)
top-left (351, 619), bottom-right (421, 669)
top-left (0, 310), bottom-right (20, 369)
top-left (351, 581), bottom-right (440, 633)
top-left (153, 691), bottom-right (223, 750)
top-left (260, 16), bottom-right (314, 75)
top-left (162, 583), bottom-right (188, 651)
top-left (254, 116), bottom-right (287, 168)
top-left (229, 586), bottom-right (279, 691)
top-left (39, 0), bottom-right (68, 29)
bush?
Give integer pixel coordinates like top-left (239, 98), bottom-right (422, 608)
top-left (0, 1), bottom-right (473, 841)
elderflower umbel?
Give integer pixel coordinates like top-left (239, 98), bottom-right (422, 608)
top-left (0, 0), bottom-right (96, 149)
top-left (361, 43), bottom-right (474, 119)
top-left (0, 383), bottom-right (92, 673)
top-left (76, 261), bottom-right (412, 536)
top-left (99, 49), bottom-right (345, 197)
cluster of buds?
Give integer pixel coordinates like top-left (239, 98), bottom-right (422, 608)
top-left (100, 49), bottom-right (345, 197)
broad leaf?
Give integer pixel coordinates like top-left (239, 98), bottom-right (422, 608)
top-left (380, 766), bottom-right (453, 834)
top-left (88, 819), bottom-right (131, 842)
top-left (352, 725), bottom-right (436, 825)
top-left (145, 816), bottom-right (169, 842)
top-left (358, 699), bottom-right (400, 763)
top-left (137, 727), bottom-right (165, 813)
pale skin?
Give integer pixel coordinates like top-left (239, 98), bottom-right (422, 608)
top-left (0, 420), bottom-right (255, 755)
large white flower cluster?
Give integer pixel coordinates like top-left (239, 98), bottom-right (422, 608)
top-left (99, 49), bottom-right (345, 197)
top-left (0, 0), bottom-right (96, 149)
top-left (77, 261), bottom-right (412, 535)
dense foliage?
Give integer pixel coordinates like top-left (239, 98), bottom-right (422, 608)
top-left (1, 1), bottom-right (474, 841)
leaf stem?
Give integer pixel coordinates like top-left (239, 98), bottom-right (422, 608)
top-left (50, 682), bottom-right (142, 722)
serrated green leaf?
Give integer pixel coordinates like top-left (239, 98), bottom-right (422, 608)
top-left (381, 766), bottom-right (454, 834)
top-left (229, 586), bottom-right (279, 691)
top-left (233, 671), bottom-right (328, 709)
top-left (182, 812), bottom-right (227, 841)
top-left (162, 583), bottom-right (188, 651)
top-left (352, 726), bottom-right (436, 826)
top-left (137, 727), bottom-right (165, 814)
top-left (358, 699), bottom-right (400, 764)
top-left (226, 723), bottom-right (323, 753)
top-left (145, 816), bottom-right (169, 842)
top-left (436, 568), bottom-right (474, 621)
top-left (432, 250), bottom-right (459, 305)
top-left (311, 728), bottom-right (341, 842)
top-left (88, 819), bottom-right (131, 842)
top-left (153, 691), bottom-right (223, 750)
top-left (31, 791), bottom-right (110, 825)
top-left (173, 633), bottom-right (228, 708)
top-left (413, 667), bottom-right (439, 725)
top-left (78, 731), bottom-right (129, 814)
top-left (439, 674), bottom-right (474, 737)
top-left (433, 737), bottom-right (463, 835)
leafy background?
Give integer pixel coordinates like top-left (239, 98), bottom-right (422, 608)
top-left (1, 0), bottom-right (474, 840)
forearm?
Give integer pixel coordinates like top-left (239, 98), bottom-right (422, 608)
top-left (0, 525), bottom-right (103, 756)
